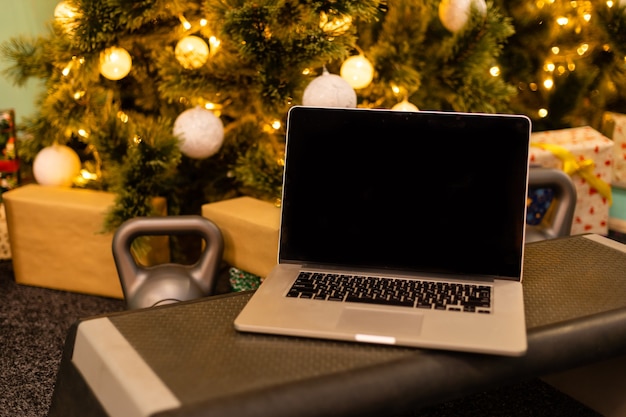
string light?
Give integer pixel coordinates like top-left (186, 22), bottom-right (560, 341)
top-left (62, 56), bottom-right (83, 76)
top-left (179, 15), bottom-right (192, 30)
top-left (208, 36), bottom-right (221, 56)
top-left (543, 78), bottom-right (554, 89)
top-left (117, 111), bottom-right (129, 123)
top-left (61, 61), bottom-right (73, 76)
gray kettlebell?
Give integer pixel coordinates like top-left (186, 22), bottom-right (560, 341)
top-left (112, 215), bottom-right (224, 309)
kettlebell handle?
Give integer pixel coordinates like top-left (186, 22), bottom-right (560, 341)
top-left (112, 215), bottom-right (224, 300)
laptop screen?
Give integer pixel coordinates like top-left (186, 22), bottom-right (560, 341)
top-left (280, 106), bottom-right (531, 280)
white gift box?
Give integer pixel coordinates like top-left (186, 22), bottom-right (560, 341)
top-left (530, 126), bottom-right (613, 236)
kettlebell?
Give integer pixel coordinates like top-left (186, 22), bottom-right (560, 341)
top-left (112, 215), bottom-right (224, 309)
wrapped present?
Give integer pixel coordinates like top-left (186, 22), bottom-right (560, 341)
top-left (601, 112), bottom-right (626, 184)
top-left (228, 267), bottom-right (262, 292)
top-left (3, 184), bottom-right (169, 298)
top-left (609, 184), bottom-right (626, 233)
top-left (0, 203), bottom-right (10, 260)
top-left (202, 196), bottom-right (279, 278)
top-left (530, 126), bottom-right (613, 235)
top-left (0, 109), bottom-right (20, 198)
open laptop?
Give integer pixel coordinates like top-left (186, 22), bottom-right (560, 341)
top-left (234, 106), bottom-right (531, 356)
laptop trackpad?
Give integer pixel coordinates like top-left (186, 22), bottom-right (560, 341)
top-left (336, 307), bottom-right (424, 338)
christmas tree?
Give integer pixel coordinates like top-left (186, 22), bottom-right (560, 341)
top-left (494, 0), bottom-right (626, 131)
top-left (0, 0), bottom-right (515, 233)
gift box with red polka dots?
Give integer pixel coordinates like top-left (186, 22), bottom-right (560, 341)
top-left (530, 126), bottom-right (613, 236)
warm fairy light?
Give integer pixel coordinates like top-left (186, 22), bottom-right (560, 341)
top-left (607, 1), bottom-right (615, 7)
top-left (545, 62), bottom-right (555, 71)
top-left (179, 15), bottom-right (192, 30)
top-left (62, 56), bottom-right (82, 76)
top-left (78, 129), bottom-right (89, 138)
top-left (556, 17), bottom-right (569, 26)
top-left (202, 102), bottom-right (222, 117)
top-left (80, 169), bottom-right (98, 180)
top-left (271, 120), bottom-right (281, 130)
top-left (62, 62), bottom-right (72, 76)
top-left (557, 64), bottom-right (567, 74)
top-left (73, 90), bottom-right (85, 100)
top-left (538, 108), bottom-right (549, 118)
top-left (133, 135), bottom-right (142, 145)
top-left (577, 43), bottom-right (589, 55)
top-left (340, 55), bottom-right (374, 89)
top-left (302, 68), bottom-right (311, 75)
top-left (583, 13), bottom-right (591, 22)
top-left (391, 84), bottom-right (401, 95)
top-left (200, 19), bottom-right (208, 27)
top-left (552, 46), bottom-right (560, 54)
top-left (117, 111), bottom-right (129, 123)
top-left (209, 36), bottom-right (221, 55)
top-left (489, 66), bottom-right (501, 77)
top-left (543, 78), bottom-right (554, 89)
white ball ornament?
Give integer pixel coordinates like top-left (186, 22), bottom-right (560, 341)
top-left (340, 55), bottom-right (374, 89)
top-left (439, 0), bottom-right (487, 33)
top-left (302, 68), bottom-right (357, 108)
top-left (54, 1), bottom-right (78, 34)
top-left (392, 100), bottom-right (419, 112)
top-left (175, 36), bottom-right (210, 69)
top-left (173, 106), bottom-right (225, 159)
top-left (100, 46), bottom-right (132, 80)
top-left (33, 144), bottom-right (81, 187)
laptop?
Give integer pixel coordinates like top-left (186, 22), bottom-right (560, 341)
top-left (234, 106), bottom-right (531, 356)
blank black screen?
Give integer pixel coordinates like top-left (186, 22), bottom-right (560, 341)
top-left (279, 106), bottom-right (530, 280)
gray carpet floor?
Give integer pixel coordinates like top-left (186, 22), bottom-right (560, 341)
top-left (0, 259), bottom-right (604, 417)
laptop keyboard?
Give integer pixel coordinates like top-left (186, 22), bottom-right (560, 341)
top-left (286, 272), bottom-right (492, 313)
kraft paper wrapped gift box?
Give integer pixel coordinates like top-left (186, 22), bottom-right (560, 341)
top-left (202, 196), bottom-right (280, 278)
top-left (3, 184), bottom-right (167, 298)
top-left (530, 126), bottom-right (613, 236)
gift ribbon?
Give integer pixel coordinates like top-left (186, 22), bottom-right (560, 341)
top-left (531, 142), bottom-right (612, 205)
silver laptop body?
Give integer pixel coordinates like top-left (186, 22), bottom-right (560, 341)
top-left (235, 106), bottom-right (530, 356)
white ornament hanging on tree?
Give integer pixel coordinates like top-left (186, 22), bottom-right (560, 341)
top-left (340, 55), bottom-right (374, 89)
top-left (302, 68), bottom-right (357, 108)
top-left (175, 36), bottom-right (210, 69)
top-left (438, 0), bottom-right (487, 33)
top-left (99, 46), bottom-right (132, 80)
top-left (173, 106), bottom-right (224, 159)
top-left (392, 100), bottom-right (419, 112)
top-left (33, 144), bottom-right (81, 187)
